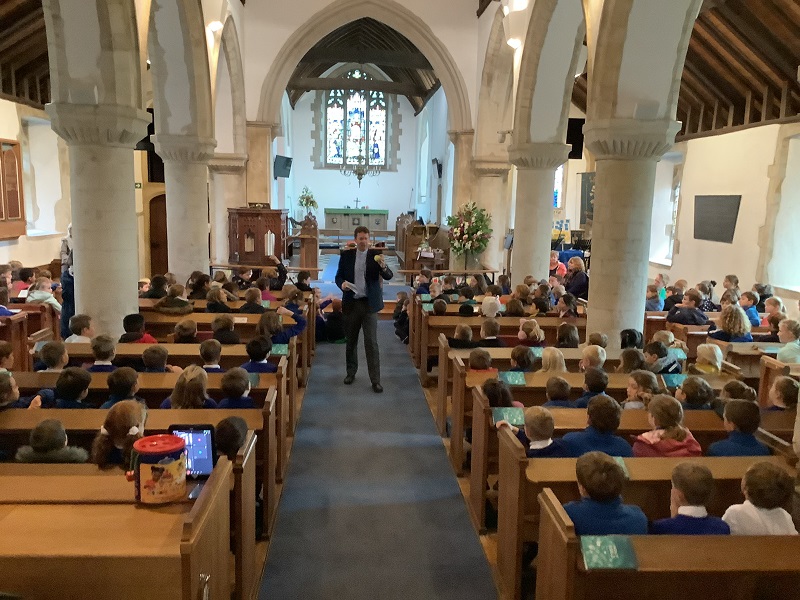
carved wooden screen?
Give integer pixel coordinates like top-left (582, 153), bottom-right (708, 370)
top-left (0, 140), bottom-right (25, 239)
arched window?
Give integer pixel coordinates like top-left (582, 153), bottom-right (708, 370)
top-left (325, 69), bottom-right (387, 168)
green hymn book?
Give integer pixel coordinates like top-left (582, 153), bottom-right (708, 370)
top-left (419, 294), bottom-right (432, 301)
top-left (491, 407), bottom-right (524, 427)
top-left (498, 371), bottom-right (526, 386)
top-left (271, 344), bottom-right (288, 356)
top-left (580, 536), bottom-right (638, 570)
top-left (661, 374), bottom-right (687, 389)
top-left (422, 303), bottom-right (434, 312)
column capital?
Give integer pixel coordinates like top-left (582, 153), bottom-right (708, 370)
top-left (152, 134), bottom-right (217, 163)
top-left (45, 103), bottom-right (149, 148)
top-left (508, 142), bottom-right (571, 170)
top-left (447, 129), bottom-right (475, 144)
top-left (208, 153), bottom-right (248, 173)
top-left (247, 121), bottom-right (282, 140)
top-left (583, 118), bottom-right (682, 161)
top-left (472, 157), bottom-right (510, 177)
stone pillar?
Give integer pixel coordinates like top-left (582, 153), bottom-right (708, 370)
top-left (246, 121), bottom-right (279, 205)
top-left (209, 153), bottom-right (248, 264)
top-left (46, 103), bottom-right (149, 337)
top-left (508, 142), bottom-right (571, 285)
top-left (472, 158), bottom-right (511, 272)
top-left (448, 130), bottom-right (475, 216)
top-left (152, 134), bottom-right (216, 284)
top-left (583, 119), bottom-right (681, 348)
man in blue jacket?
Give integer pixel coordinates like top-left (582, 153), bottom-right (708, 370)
top-left (335, 226), bottom-right (394, 393)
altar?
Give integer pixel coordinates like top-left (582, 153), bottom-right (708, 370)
top-left (324, 208), bottom-right (389, 232)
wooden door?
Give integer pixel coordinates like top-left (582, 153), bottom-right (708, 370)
top-left (149, 194), bottom-right (168, 275)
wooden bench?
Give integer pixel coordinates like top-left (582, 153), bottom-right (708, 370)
top-left (710, 340), bottom-right (785, 388)
top-left (0, 312), bottom-right (31, 371)
top-left (15, 303), bottom-right (60, 341)
top-left (496, 426), bottom-right (797, 600)
top-left (467, 386), bottom-right (733, 532)
top-left (0, 457), bottom-right (233, 600)
top-left (758, 354), bottom-right (800, 408)
top-left (534, 487), bottom-right (800, 600)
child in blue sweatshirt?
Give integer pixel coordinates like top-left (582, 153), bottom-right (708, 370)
top-left (650, 463), bottom-right (730, 535)
top-left (100, 367), bottom-right (142, 409)
top-left (86, 335), bottom-right (117, 373)
top-left (217, 368), bottom-right (255, 409)
top-left (739, 291), bottom-right (762, 328)
top-left (563, 451), bottom-right (648, 535)
top-left (495, 405), bottom-right (571, 458)
top-left (509, 345), bottom-right (535, 373)
top-left (574, 367), bottom-right (608, 408)
top-left (258, 307), bottom-right (307, 346)
top-left (562, 394), bottom-right (634, 457)
top-left (542, 376), bottom-right (575, 408)
top-left (52, 367), bottom-right (93, 409)
top-left (707, 400), bottom-right (770, 457)
top-left (240, 337), bottom-right (277, 374)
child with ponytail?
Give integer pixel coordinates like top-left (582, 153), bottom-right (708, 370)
top-left (91, 400), bottom-right (147, 468)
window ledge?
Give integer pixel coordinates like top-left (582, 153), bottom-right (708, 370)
top-left (25, 228), bottom-right (63, 238)
top-left (649, 258), bottom-right (673, 268)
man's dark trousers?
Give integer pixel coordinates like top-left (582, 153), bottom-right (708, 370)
top-left (344, 297), bottom-right (380, 384)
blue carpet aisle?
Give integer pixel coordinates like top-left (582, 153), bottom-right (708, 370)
top-left (259, 321), bottom-right (497, 599)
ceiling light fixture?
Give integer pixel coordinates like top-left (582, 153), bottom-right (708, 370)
top-left (208, 20), bottom-right (224, 33)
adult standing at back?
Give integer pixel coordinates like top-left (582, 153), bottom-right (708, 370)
top-left (335, 226), bottom-right (394, 393)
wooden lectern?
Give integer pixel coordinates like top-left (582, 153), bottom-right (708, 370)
top-left (290, 214), bottom-right (319, 270)
top-left (228, 207), bottom-right (289, 264)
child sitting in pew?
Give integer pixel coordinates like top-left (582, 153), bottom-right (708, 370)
top-left (241, 337), bottom-right (277, 373)
top-left (477, 318), bottom-right (504, 348)
top-left (459, 287), bottom-right (477, 305)
top-left (542, 376), bottom-right (574, 408)
top-left (154, 284), bottom-right (193, 315)
top-left (623, 370), bottom-right (660, 410)
top-left (38, 341), bottom-right (69, 373)
top-left (579, 345), bottom-right (606, 372)
top-left (563, 451), bottom-right (648, 535)
top-left (414, 269), bottom-right (432, 295)
top-left (173, 318), bottom-right (199, 344)
top-left (633, 395), bottom-right (701, 457)
top-left (64, 313), bottom-right (95, 344)
top-left (394, 298), bottom-right (410, 343)
top-left (643, 341), bottom-right (682, 375)
top-left (689, 343), bottom-right (723, 375)
top-left (160, 365), bottom-right (217, 409)
top-left (255, 277), bottom-right (278, 302)
top-left (448, 324), bottom-right (479, 349)
top-left (776, 319), bottom-right (800, 363)
top-left (0, 341), bottom-right (14, 373)
top-left (482, 378), bottom-right (521, 408)
top-left (766, 376), bottom-right (799, 412)
top-left (283, 289), bottom-right (306, 318)
top-left (92, 400), bottom-right (147, 468)
top-left (15, 418), bottom-right (89, 464)
top-left (517, 319), bottom-right (546, 348)
top-left (645, 284), bottom-right (664, 311)
top-left (616, 348), bottom-right (646, 373)
top-left (563, 395), bottom-right (634, 457)
top-left (509, 345), bottom-right (535, 373)
top-left (256, 307), bottom-right (306, 346)
top-left (87, 335), bottom-right (117, 372)
top-left (458, 303), bottom-right (475, 317)
top-left (666, 289), bottom-right (709, 325)
top-left (119, 314), bottom-right (157, 344)
top-left (556, 323), bottom-right (580, 349)
top-left (11, 266), bottom-right (34, 292)
top-left (218, 368), bottom-right (255, 409)
top-left (620, 328), bottom-right (644, 350)
top-left (722, 462), bottom-right (797, 535)
top-left (26, 277), bottom-right (61, 313)
top-left (496, 406), bottom-right (572, 458)
top-left (141, 345), bottom-right (180, 373)
top-left (586, 332), bottom-right (609, 349)
top-left (708, 305), bottom-right (753, 343)
top-left (239, 288), bottom-right (267, 315)
top-left (0, 372), bottom-right (46, 409)
top-left (200, 339), bottom-right (225, 373)
top-left (497, 274), bottom-right (511, 295)
top-left (651, 329), bottom-right (688, 353)
top-left (504, 298), bottom-right (526, 317)
top-left (212, 314), bottom-right (241, 345)
top-left (295, 270), bottom-right (313, 293)
top-left (754, 312), bottom-right (785, 343)
top-left (712, 380), bottom-right (757, 417)
top-left (324, 299), bottom-right (346, 344)
top-left (556, 293), bottom-right (579, 318)
top-left (0, 286), bottom-right (15, 316)
top-left (432, 299), bottom-right (447, 316)
top-left (429, 282), bottom-right (450, 304)
top-left (707, 400), bottom-right (770, 457)
top-left (468, 348), bottom-right (496, 374)
top-left (100, 367), bottom-right (141, 409)
top-left (50, 368), bottom-right (93, 409)
top-left (759, 296), bottom-right (785, 327)
top-left (739, 291), bottom-right (761, 327)
top-left (675, 376), bottom-right (715, 410)
top-left (650, 463), bottom-right (730, 535)
top-left (539, 347), bottom-right (567, 373)
top-left (575, 368), bottom-right (609, 408)
top-left (205, 287), bottom-right (231, 313)
top-left (480, 296), bottom-right (501, 318)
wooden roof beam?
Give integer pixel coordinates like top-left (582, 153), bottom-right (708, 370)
top-left (0, 0), bottom-right (34, 23)
top-left (0, 7), bottom-right (43, 51)
top-left (288, 77), bottom-right (426, 97)
top-left (299, 47), bottom-right (433, 71)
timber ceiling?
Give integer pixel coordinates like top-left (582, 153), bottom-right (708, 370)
top-left (0, 0), bottom-right (49, 108)
top-left (285, 18), bottom-right (440, 114)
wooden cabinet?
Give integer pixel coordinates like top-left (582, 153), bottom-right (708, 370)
top-left (324, 209), bottom-right (388, 232)
top-left (0, 140), bottom-right (26, 240)
top-left (228, 207), bottom-right (289, 264)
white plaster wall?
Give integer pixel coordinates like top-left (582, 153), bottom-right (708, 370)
top-left (0, 99), bottom-right (70, 266)
top-left (243, 0), bottom-right (479, 126)
top-left (288, 91), bottom-right (418, 225)
top-left (415, 88), bottom-right (451, 223)
top-left (25, 122), bottom-right (65, 233)
top-left (58, 7), bottom-right (103, 104)
top-left (767, 136), bottom-right (800, 292)
top-left (648, 153), bottom-right (682, 265)
top-left (648, 125), bottom-right (780, 291)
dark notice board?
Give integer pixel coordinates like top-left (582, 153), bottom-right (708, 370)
top-left (693, 195), bottom-right (741, 243)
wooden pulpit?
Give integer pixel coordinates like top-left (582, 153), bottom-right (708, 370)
top-left (290, 214), bottom-right (319, 270)
top-left (228, 207), bottom-right (289, 264)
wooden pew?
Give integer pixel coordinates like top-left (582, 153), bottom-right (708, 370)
top-left (63, 338), bottom-right (300, 433)
top-left (643, 311), bottom-right (667, 342)
top-left (0, 459), bottom-right (233, 600)
top-left (467, 386), bottom-right (733, 533)
top-left (666, 322), bottom-right (709, 359)
top-left (496, 426), bottom-right (797, 600)
top-left (534, 487), bottom-right (800, 600)
top-left (448, 358), bottom-right (631, 475)
top-left (15, 303), bottom-right (60, 341)
top-left (233, 430), bottom-right (258, 600)
top-left (0, 312), bottom-right (30, 371)
top-left (757, 354), bottom-right (799, 408)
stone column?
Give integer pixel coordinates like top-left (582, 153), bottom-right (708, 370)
top-left (448, 130), bottom-right (475, 216)
top-left (152, 134), bottom-right (216, 284)
top-left (583, 118), bottom-right (681, 348)
top-left (209, 153), bottom-right (248, 264)
top-left (246, 121), bottom-right (279, 205)
top-left (46, 103), bottom-right (149, 337)
top-left (508, 142), bottom-right (571, 285)
top-left (472, 158), bottom-right (511, 272)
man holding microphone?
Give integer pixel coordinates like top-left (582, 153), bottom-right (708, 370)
top-left (335, 226), bottom-right (394, 392)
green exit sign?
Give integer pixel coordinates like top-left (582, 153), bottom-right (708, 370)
top-left (134, 183), bottom-right (142, 189)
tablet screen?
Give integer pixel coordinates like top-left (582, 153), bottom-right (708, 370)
top-left (170, 426), bottom-right (215, 478)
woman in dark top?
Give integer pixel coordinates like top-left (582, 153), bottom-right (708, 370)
top-left (563, 257), bottom-right (589, 300)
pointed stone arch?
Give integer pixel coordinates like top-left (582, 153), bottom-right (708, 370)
top-left (217, 15), bottom-right (247, 155)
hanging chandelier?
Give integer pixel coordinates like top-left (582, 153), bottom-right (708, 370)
top-left (340, 135), bottom-right (380, 187)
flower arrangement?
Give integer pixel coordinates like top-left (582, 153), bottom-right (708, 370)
top-left (298, 187), bottom-right (318, 211)
top-left (446, 201), bottom-right (492, 256)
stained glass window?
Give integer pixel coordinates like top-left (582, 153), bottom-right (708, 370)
top-left (325, 69), bottom-right (387, 168)
top-left (553, 164), bottom-right (564, 209)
